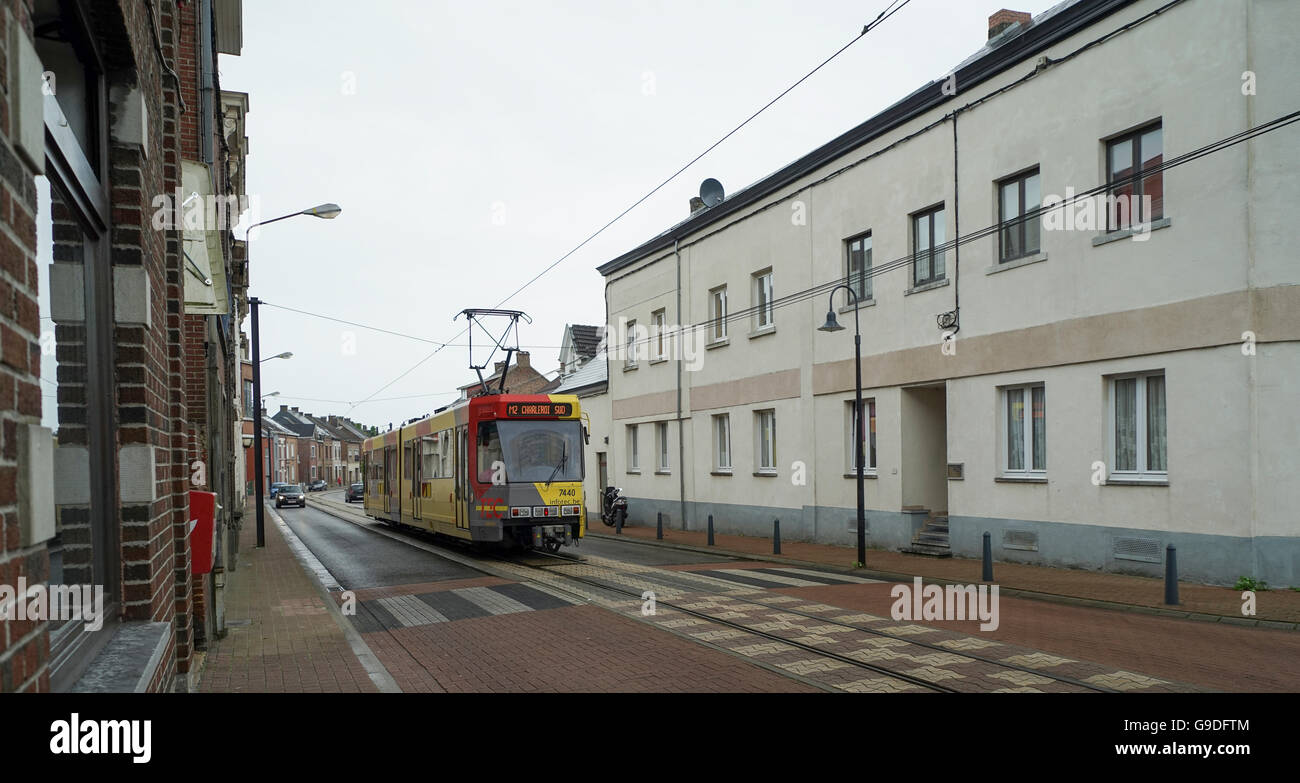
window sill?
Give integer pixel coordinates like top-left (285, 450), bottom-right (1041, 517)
top-left (654, 469), bottom-right (671, 476)
top-left (996, 475), bottom-right (1048, 484)
top-left (753, 470), bottom-right (778, 478)
top-left (649, 357), bottom-right (668, 365)
top-left (706, 338), bottom-right (730, 350)
top-left (987, 251), bottom-right (1048, 275)
top-left (626, 469), bottom-right (641, 475)
top-left (748, 325), bottom-right (776, 340)
top-left (1092, 217), bottom-right (1172, 247)
top-left (711, 470), bottom-right (733, 476)
top-left (622, 364), bottom-right (639, 372)
top-left (904, 277), bottom-right (949, 296)
top-left (837, 298), bottom-right (876, 315)
top-left (1105, 477), bottom-right (1169, 486)
top-left (842, 471), bottom-right (879, 479)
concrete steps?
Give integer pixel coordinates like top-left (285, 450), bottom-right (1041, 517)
top-left (903, 512), bottom-right (952, 558)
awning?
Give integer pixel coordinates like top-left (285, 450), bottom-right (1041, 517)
top-left (182, 160), bottom-right (230, 315)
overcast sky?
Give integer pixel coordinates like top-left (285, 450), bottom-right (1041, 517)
top-left (220, 0), bottom-right (1064, 430)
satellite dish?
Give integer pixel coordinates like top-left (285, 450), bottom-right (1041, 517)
top-left (700, 178), bottom-right (725, 208)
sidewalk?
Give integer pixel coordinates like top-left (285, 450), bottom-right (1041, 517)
top-left (591, 523), bottom-right (1300, 627)
top-left (197, 506), bottom-right (383, 693)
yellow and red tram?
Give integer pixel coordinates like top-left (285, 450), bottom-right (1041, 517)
top-left (362, 393), bottom-right (585, 552)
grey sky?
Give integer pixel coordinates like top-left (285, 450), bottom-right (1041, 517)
top-left (220, 0), bottom-right (1063, 430)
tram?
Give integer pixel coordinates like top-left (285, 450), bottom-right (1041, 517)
top-left (362, 393), bottom-right (585, 552)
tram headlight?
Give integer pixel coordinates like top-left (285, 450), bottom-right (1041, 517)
top-left (532, 506), bottom-right (560, 518)
top-left (561, 505), bottom-right (581, 517)
top-left (510, 507), bottom-right (532, 518)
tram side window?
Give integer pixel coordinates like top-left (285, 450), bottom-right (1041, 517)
top-left (439, 429), bottom-right (453, 476)
top-left (422, 435), bottom-right (439, 478)
top-left (477, 422), bottom-right (503, 484)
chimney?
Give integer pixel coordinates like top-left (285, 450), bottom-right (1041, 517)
top-left (516, 351), bottom-right (530, 369)
top-left (689, 196), bottom-right (706, 215)
top-left (988, 9), bottom-right (1031, 39)
top-left (291, 406), bottom-right (299, 413)
top-left (280, 405), bottom-right (288, 413)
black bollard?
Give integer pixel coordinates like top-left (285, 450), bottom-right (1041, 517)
top-left (616, 509), bottom-right (623, 535)
top-left (1164, 544), bottom-right (1179, 605)
top-left (773, 519), bottom-right (781, 555)
top-left (707, 514), bottom-right (715, 546)
top-left (656, 512), bottom-right (663, 540)
top-left (982, 532), bottom-right (993, 582)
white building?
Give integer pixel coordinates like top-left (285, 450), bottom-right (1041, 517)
top-left (597, 0), bottom-right (1300, 585)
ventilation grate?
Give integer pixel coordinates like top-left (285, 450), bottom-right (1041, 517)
top-left (1003, 530), bottom-right (1039, 551)
top-left (1113, 536), bottom-right (1162, 563)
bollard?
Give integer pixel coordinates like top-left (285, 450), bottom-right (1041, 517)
top-left (656, 512), bottom-right (663, 540)
top-left (773, 519), bottom-right (781, 555)
top-left (982, 532), bottom-right (993, 582)
top-left (707, 514), bottom-right (715, 546)
top-left (616, 509), bottom-right (623, 535)
top-left (1164, 544), bottom-right (1179, 605)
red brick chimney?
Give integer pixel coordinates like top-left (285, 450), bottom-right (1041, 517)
top-left (989, 9), bottom-right (1031, 39)
top-left (516, 351), bottom-right (530, 369)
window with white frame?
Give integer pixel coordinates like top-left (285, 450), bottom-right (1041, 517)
top-left (713, 414), bottom-right (731, 472)
top-left (651, 309), bottom-right (666, 360)
top-left (709, 285), bottom-right (728, 342)
top-left (1109, 372), bottom-right (1166, 480)
top-left (844, 399), bottom-right (877, 474)
top-left (625, 319), bottom-right (638, 368)
top-left (752, 269), bottom-right (773, 331)
top-left (626, 424), bottom-right (640, 472)
top-left (656, 422), bottom-right (670, 472)
top-left (1002, 384), bottom-right (1046, 475)
top-left (754, 409), bottom-right (776, 473)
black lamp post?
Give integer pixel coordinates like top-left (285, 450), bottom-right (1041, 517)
top-left (248, 204), bottom-right (341, 547)
top-left (818, 285), bottom-right (867, 567)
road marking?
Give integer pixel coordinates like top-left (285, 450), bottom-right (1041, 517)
top-left (711, 569), bottom-right (826, 588)
top-left (454, 586), bottom-right (534, 616)
top-left (774, 567), bottom-right (884, 584)
top-left (377, 594), bottom-right (450, 627)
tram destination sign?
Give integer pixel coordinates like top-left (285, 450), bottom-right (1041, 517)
top-left (505, 401), bottom-right (572, 418)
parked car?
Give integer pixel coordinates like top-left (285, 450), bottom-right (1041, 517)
top-left (275, 484), bottom-right (306, 508)
top-left (270, 482), bottom-right (288, 498)
top-left (308, 479), bottom-right (328, 492)
top-left (345, 483), bottom-right (364, 502)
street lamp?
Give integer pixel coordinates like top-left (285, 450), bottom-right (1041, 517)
top-left (261, 352), bottom-right (293, 363)
top-left (249, 203), bottom-right (341, 547)
top-left (818, 285), bottom-right (867, 567)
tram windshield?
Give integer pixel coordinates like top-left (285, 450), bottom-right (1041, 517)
top-left (477, 420), bottom-right (583, 484)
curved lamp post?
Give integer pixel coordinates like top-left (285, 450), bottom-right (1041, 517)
top-left (249, 204), bottom-right (341, 546)
top-left (818, 285), bottom-right (867, 567)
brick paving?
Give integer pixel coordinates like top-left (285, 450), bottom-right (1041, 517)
top-left (198, 511), bottom-right (379, 693)
top-left (593, 525), bottom-right (1300, 624)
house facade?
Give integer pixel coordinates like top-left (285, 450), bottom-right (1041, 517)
top-left (598, 0), bottom-right (1300, 585)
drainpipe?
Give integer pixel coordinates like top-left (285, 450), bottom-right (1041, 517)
top-left (676, 240), bottom-right (687, 531)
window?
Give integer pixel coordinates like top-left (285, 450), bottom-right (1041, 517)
top-left (243, 379), bottom-right (255, 418)
top-left (755, 410), bottom-right (776, 473)
top-left (625, 319), bottom-right (638, 368)
top-left (998, 169), bottom-right (1041, 262)
top-left (656, 422), bottom-right (670, 472)
top-left (626, 424), bottom-right (640, 472)
top-left (311, 443), bottom-right (316, 458)
top-left (752, 270), bottom-right (774, 331)
top-left (651, 309), bottom-right (666, 360)
top-left (844, 399), bottom-right (877, 474)
top-left (845, 233), bottom-right (872, 305)
top-left (1110, 372), bottom-right (1166, 480)
top-left (1106, 123), bottom-right (1163, 231)
top-left (713, 414), bottom-right (732, 472)
top-left (709, 286), bottom-right (728, 342)
top-left (1002, 385), bottom-right (1046, 475)
top-left (912, 205), bottom-right (946, 287)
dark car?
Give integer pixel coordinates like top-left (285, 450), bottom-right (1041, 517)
top-left (308, 479), bottom-right (328, 492)
top-left (345, 483), bottom-right (364, 502)
top-left (269, 482), bottom-right (288, 498)
top-left (275, 484), bottom-right (306, 508)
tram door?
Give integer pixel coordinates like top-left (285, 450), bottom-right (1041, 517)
top-left (412, 437), bottom-right (423, 521)
top-left (385, 445), bottom-right (396, 516)
top-left (455, 425), bottom-right (470, 530)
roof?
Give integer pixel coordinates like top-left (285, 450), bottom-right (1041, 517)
top-left (596, 0), bottom-right (1125, 278)
top-left (568, 325), bottom-right (603, 360)
top-left (552, 355), bottom-right (608, 396)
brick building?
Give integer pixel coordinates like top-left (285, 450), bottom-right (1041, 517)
top-left (0, 0), bottom-right (247, 693)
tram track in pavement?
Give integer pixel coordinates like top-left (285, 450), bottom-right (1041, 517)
top-left (305, 496), bottom-right (1134, 692)
top-left (502, 549), bottom-right (1119, 694)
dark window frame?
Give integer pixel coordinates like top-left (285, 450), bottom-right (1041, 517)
top-left (911, 204), bottom-right (946, 287)
top-left (1105, 122), bottom-right (1164, 232)
top-left (844, 231), bottom-right (872, 306)
top-left (997, 168), bottom-right (1041, 263)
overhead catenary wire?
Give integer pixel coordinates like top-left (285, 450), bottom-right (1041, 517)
top-left (342, 0), bottom-right (915, 415)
